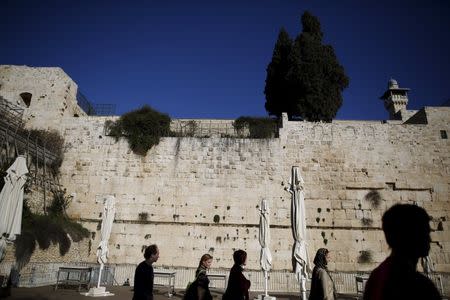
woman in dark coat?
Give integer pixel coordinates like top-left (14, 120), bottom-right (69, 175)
top-left (184, 254), bottom-right (213, 300)
top-left (308, 248), bottom-right (336, 300)
top-left (222, 249), bottom-right (251, 300)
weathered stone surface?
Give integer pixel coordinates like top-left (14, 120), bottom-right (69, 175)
top-left (1, 66), bottom-right (449, 276)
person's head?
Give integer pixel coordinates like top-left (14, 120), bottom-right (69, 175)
top-left (313, 248), bottom-right (329, 269)
top-left (233, 249), bottom-right (247, 266)
top-left (382, 204), bottom-right (431, 258)
top-left (198, 254), bottom-right (213, 269)
top-left (144, 244), bottom-right (159, 263)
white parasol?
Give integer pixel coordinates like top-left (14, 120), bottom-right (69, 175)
top-left (83, 195), bottom-right (116, 296)
top-left (96, 195), bottom-right (115, 287)
top-left (288, 166), bottom-right (310, 300)
top-left (0, 156), bottom-right (28, 262)
top-left (259, 199), bottom-right (273, 298)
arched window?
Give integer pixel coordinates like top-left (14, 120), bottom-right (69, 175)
top-left (20, 92), bottom-right (32, 107)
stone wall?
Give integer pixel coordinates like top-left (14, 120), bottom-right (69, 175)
top-left (0, 65), bottom-right (86, 130)
top-left (279, 110), bottom-right (450, 272)
top-left (54, 109), bottom-right (449, 274)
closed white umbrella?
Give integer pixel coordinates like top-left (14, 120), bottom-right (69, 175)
top-left (288, 166), bottom-right (310, 300)
top-left (259, 199), bottom-right (273, 298)
top-left (83, 195), bottom-right (116, 297)
top-left (96, 195), bottom-right (115, 288)
top-left (0, 155), bottom-right (28, 263)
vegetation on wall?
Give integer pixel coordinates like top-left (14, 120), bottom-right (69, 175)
top-left (233, 117), bottom-right (278, 138)
top-left (264, 11), bottom-right (349, 121)
top-left (138, 212), bottom-right (148, 221)
top-left (361, 217), bottom-right (373, 226)
top-left (105, 105), bottom-right (171, 155)
top-left (14, 189), bottom-right (89, 264)
top-left (47, 189), bottom-right (72, 216)
top-left (364, 190), bottom-right (382, 208)
top-left (22, 128), bottom-right (65, 175)
top-left (1, 128), bottom-right (64, 176)
top-left (357, 250), bottom-right (373, 263)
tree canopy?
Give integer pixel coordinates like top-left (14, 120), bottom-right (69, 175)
top-left (264, 28), bottom-right (292, 117)
top-left (264, 11), bottom-right (349, 121)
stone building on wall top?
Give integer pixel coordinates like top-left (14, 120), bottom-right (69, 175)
top-left (0, 65), bottom-right (449, 293)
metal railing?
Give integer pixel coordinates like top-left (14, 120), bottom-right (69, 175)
top-left (76, 90), bottom-right (116, 116)
top-left (0, 96), bottom-right (24, 128)
top-left (0, 261), bottom-right (448, 295)
top-left (76, 90), bottom-right (96, 116)
top-left (169, 120), bottom-right (279, 138)
top-left (0, 96), bottom-right (63, 213)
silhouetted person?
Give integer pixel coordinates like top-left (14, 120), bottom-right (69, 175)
top-left (222, 249), bottom-right (251, 300)
top-left (133, 244), bottom-right (159, 300)
top-left (363, 204), bottom-right (441, 300)
top-left (309, 248), bottom-right (336, 300)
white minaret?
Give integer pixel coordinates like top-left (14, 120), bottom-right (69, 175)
top-left (380, 79), bottom-right (410, 120)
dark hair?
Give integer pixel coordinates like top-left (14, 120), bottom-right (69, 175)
top-left (313, 248), bottom-right (329, 269)
top-left (144, 244), bottom-right (158, 260)
top-left (198, 253), bottom-right (213, 268)
top-left (382, 204), bottom-right (431, 255)
top-left (233, 249), bottom-right (247, 265)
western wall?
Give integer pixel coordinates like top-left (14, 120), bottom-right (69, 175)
top-left (1, 65), bottom-right (449, 293)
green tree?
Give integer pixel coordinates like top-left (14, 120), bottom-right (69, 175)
top-left (265, 11), bottom-right (349, 121)
top-left (264, 28), bottom-right (293, 118)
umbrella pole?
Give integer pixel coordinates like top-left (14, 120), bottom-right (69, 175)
top-left (301, 276), bottom-right (306, 300)
top-left (264, 270), bottom-right (268, 296)
top-left (97, 263), bottom-right (104, 288)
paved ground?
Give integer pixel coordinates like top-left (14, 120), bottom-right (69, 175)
top-left (0, 286), bottom-right (360, 300)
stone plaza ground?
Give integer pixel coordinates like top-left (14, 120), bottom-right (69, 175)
top-left (2, 286), bottom-right (360, 300)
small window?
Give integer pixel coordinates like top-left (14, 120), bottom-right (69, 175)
top-left (20, 92), bottom-right (32, 107)
top-left (440, 130), bottom-right (448, 139)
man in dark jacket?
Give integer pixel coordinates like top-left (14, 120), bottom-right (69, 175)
top-left (133, 244), bottom-right (159, 300)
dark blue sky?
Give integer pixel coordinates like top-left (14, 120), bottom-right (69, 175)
top-left (2, 0), bottom-right (449, 120)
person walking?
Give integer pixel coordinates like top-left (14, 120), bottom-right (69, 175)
top-left (308, 248), bottom-right (336, 300)
top-left (184, 254), bottom-right (213, 300)
top-left (222, 249), bottom-right (251, 300)
top-left (133, 244), bottom-right (159, 300)
top-left (363, 204), bottom-right (441, 300)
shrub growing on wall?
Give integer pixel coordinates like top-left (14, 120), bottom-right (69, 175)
top-left (14, 190), bottom-right (90, 264)
top-left (364, 190), bottom-right (382, 208)
top-left (233, 117), bottom-right (278, 138)
top-left (48, 189), bottom-right (72, 216)
top-left (106, 105), bottom-right (171, 155)
top-left (6, 128), bottom-right (64, 175)
top-left (357, 250), bottom-right (373, 263)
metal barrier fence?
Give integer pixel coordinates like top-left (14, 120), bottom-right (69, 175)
top-left (0, 262), bottom-right (447, 295)
top-left (169, 119), bottom-right (279, 138)
top-left (76, 90), bottom-right (116, 116)
top-left (76, 91), bottom-right (96, 116)
top-left (0, 262), bottom-right (116, 288)
top-left (0, 97), bottom-right (24, 127)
